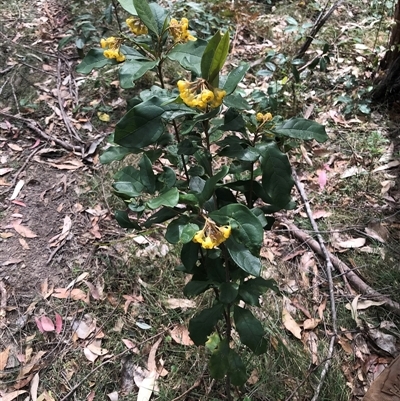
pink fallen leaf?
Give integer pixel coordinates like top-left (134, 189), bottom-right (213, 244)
top-left (1, 390), bottom-right (28, 401)
top-left (122, 339), bottom-right (140, 354)
top-left (317, 169), bottom-right (327, 190)
top-left (35, 317), bottom-right (44, 333)
top-left (40, 316), bottom-right (55, 332)
top-left (55, 313), bottom-right (63, 334)
top-left (169, 325), bottom-right (194, 346)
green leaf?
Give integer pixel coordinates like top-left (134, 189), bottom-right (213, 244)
top-left (218, 108), bottom-right (246, 132)
top-left (119, 60), bottom-right (158, 89)
top-left (113, 166), bottom-right (144, 198)
top-left (223, 63), bottom-right (250, 95)
top-left (167, 39), bottom-right (207, 76)
top-left (133, 0), bottom-right (158, 35)
top-left (227, 349), bottom-right (248, 386)
top-left (139, 154), bottom-right (156, 194)
top-left (219, 282), bottom-right (239, 304)
top-left (197, 166), bottom-right (229, 206)
top-left (165, 215), bottom-right (189, 243)
top-left (210, 204), bottom-right (264, 254)
top-left (239, 277), bottom-right (279, 306)
top-left (209, 339), bottom-right (247, 385)
top-left (76, 49), bottom-right (115, 74)
top-left (218, 144), bottom-right (259, 162)
top-left (147, 187), bottom-right (179, 209)
top-left (189, 303), bottom-right (224, 345)
top-left (223, 93), bottom-right (251, 110)
top-left (100, 146), bottom-right (133, 164)
top-left (201, 31), bottom-right (230, 85)
top-left (184, 280), bottom-right (211, 298)
top-left (158, 167), bottom-right (176, 188)
top-left (181, 223), bottom-right (199, 244)
top-left (233, 305), bottom-right (267, 355)
top-left (273, 118), bottom-right (327, 143)
top-left (181, 241), bottom-right (199, 273)
top-left (114, 97), bottom-right (165, 149)
top-left (143, 207), bottom-right (179, 228)
top-left (118, 0), bottom-right (137, 15)
top-left (257, 142), bottom-right (294, 208)
top-left (149, 3), bottom-right (168, 35)
top-left (209, 338), bottom-right (229, 379)
top-left (114, 210), bottom-right (141, 229)
top-left (225, 237), bottom-right (261, 277)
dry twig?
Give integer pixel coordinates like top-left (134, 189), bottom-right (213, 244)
top-left (0, 111), bottom-right (83, 154)
top-left (290, 169), bottom-right (338, 401)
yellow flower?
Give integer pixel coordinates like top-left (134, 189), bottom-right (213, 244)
top-left (192, 219), bottom-right (232, 249)
top-left (256, 112), bottom-right (273, 123)
top-left (126, 17), bottom-right (148, 35)
top-left (170, 17), bottom-right (196, 43)
top-left (100, 37), bottom-right (125, 62)
top-left (177, 79), bottom-right (225, 110)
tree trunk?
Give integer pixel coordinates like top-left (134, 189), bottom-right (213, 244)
top-left (371, 0), bottom-right (400, 103)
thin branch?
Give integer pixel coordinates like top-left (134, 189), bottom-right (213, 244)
top-left (291, 169), bottom-right (337, 400)
top-left (0, 111), bottom-right (83, 154)
top-left (57, 58), bottom-right (84, 143)
top-left (280, 219), bottom-right (400, 316)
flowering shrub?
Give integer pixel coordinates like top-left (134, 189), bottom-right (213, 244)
top-left (77, 0), bottom-right (327, 394)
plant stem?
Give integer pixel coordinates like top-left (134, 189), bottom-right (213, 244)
top-left (111, 0), bottom-right (122, 32)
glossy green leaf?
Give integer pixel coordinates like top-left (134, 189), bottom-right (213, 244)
top-left (119, 60), bottom-right (158, 89)
top-left (210, 204), bottom-right (264, 253)
top-left (184, 280), bottom-right (211, 298)
top-left (113, 166), bottom-right (144, 198)
top-left (181, 241), bottom-right (199, 272)
top-left (139, 154), bottom-right (156, 194)
top-left (225, 237), bottom-right (261, 277)
top-left (158, 167), bottom-right (176, 188)
top-left (218, 108), bottom-right (246, 132)
top-left (219, 282), bottom-right (239, 304)
top-left (133, 0), bottom-right (158, 35)
top-left (218, 144), bottom-right (259, 162)
top-left (114, 97), bottom-right (165, 149)
top-left (147, 187), bottom-right (179, 209)
top-left (189, 303), bottom-right (224, 345)
top-left (234, 305), bottom-right (267, 355)
top-left (223, 93), bottom-right (251, 110)
top-left (168, 39), bottom-right (207, 76)
top-left (239, 277), bottom-right (279, 306)
top-left (149, 3), bottom-right (168, 35)
top-left (209, 339), bottom-right (247, 385)
top-left (209, 338), bottom-right (229, 379)
top-left (100, 146), bottom-right (133, 164)
top-left (201, 31), bottom-right (230, 85)
top-left (76, 49), bottom-right (115, 74)
top-left (223, 63), bottom-right (250, 95)
top-left (165, 215), bottom-right (189, 243)
top-left (118, 0), bottom-right (137, 15)
top-left (257, 142), bottom-right (294, 208)
top-left (197, 166), bottom-right (229, 206)
top-left (114, 210), bottom-right (141, 229)
top-left (273, 118), bottom-right (327, 143)
top-left (180, 223), bottom-right (199, 244)
top-left (143, 207), bottom-right (179, 228)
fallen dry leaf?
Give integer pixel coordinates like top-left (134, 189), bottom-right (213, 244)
top-left (30, 372), bottom-right (39, 401)
top-left (0, 347), bottom-right (10, 370)
top-left (282, 308), bottom-right (302, 339)
top-left (137, 371), bottom-right (159, 401)
top-left (10, 180), bottom-right (24, 200)
top-left (164, 298), bottom-right (196, 309)
top-left (107, 391), bottom-right (119, 401)
top-left (8, 143), bottom-right (23, 152)
top-left (1, 390), bottom-right (28, 401)
top-left (335, 237), bottom-right (366, 249)
top-left (52, 288), bottom-right (88, 302)
top-left (12, 221), bottom-right (37, 238)
top-left (169, 325), bottom-right (194, 346)
top-left (19, 237), bottom-right (30, 250)
top-left (72, 315), bottom-right (96, 339)
top-left (303, 318), bottom-right (320, 330)
top-left (122, 339), bottom-right (140, 354)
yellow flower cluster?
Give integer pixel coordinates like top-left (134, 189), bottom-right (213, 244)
top-left (169, 17), bottom-right (196, 43)
top-left (126, 17), bottom-right (148, 35)
top-left (193, 219), bottom-right (232, 249)
top-left (177, 80), bottom-right (226, 110)
top-left (256, 112), bottom-right (273, 122)
top-left (100, 37), bottom-right (125, 62)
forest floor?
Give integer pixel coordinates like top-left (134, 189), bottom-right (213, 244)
top-left (0, 0), bottom-right (400, 400)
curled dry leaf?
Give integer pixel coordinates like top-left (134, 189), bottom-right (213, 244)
top-left (303, 318), bottom-right (321, 330)
top-left (282, 308), bottom-right (302, 339)
top-left (169, 324), bottom-right (194, 346)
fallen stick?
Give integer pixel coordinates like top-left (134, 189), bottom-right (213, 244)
top-left (280, 219), bottom-right (400, 316)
